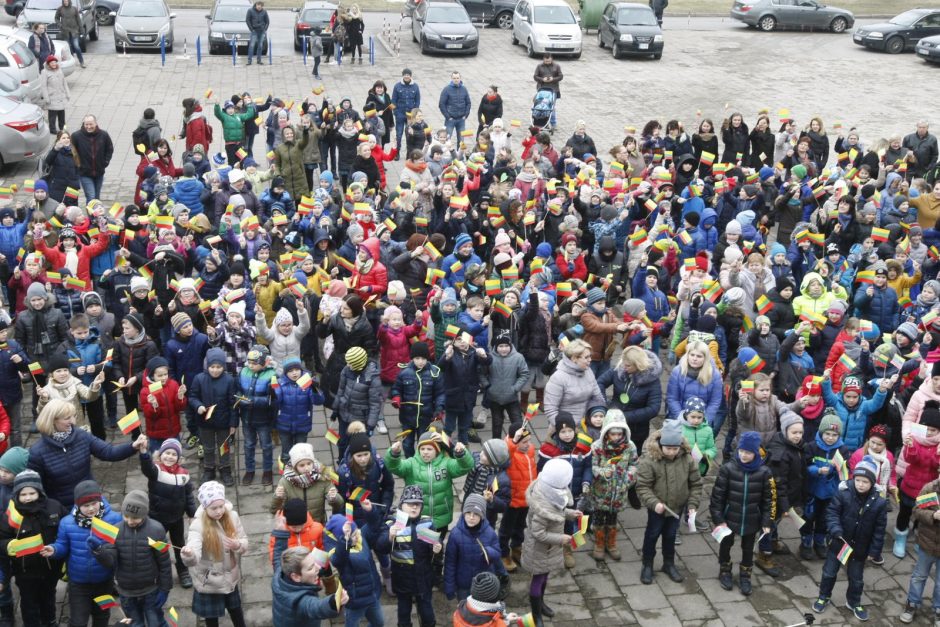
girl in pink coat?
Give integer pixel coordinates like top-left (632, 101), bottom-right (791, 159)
top-left (376, 305), bottom-right (422, 385)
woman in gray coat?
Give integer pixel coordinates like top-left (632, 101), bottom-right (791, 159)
top-left (40, 56), bottom-right (70, 135)
top-left (543, 339), bottom-right (606, 428)
top-left (55, 0), bottom-right (85, 67)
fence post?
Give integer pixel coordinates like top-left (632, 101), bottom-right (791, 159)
top-left (231, 37), bottom-right (236, 65)
top-left (302, 33), bottom-right (307, 65)
top-left (196, 35), bottom-right (201, 65)
top-left (369, 36), bottom-right (374, 65)
top-left (268, 37), bottom-right (272, 64)
top-left (160, 35), bottom-right (166, 66)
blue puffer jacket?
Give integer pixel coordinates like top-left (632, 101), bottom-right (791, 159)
top-left (391, 80), bottom-right (421, 119)
top-left (439, 347), bottom-right (487, 412)
top-left (0, 219), bottom-right (29, 263)
top-left (323, 510), bottom-right (383, 611)
top-left (631, 270), bottom-right (671, 324)
top-left (442, 516), bottom-right (505, 600)
top-left (438, 82), bottom-right (471, 121)
top-left (27, 428), bottom-right (136, 509)
top-left (372, 514), bottom-right (435, 597)
top-left (597, 350), bottom-right (663, 425)
top-left (271, 530), bottom-right (340, 627)
top-left (665, 364), bottom-right (723, 420)
top-left (50, 497), bottom-right (123, 584)
top-left (825, 480), bottom-right (887, 559)
top-left (853, 284), bottom-right (899, 333)
top-left (0, 339), bottom-right (28, 405)
top-left (89, 236), bottom-right (120, 281)
top-left (805, 433), bottom-right (850, 502)
top-left (164, 331), bottom-right (209, 385)
top-left (274, 372), bottom-right (325, 433)
top-left (170, 177), bottom-right (205, 215)
top-left (442, 251), bottom-right (482, 289)
top-left (52, 284), bottom-right (84, 320)
top-left (62, 329), bottom-right (104, 386)
top-left (188, 371), bottom-right (238, 429)
top-left (238, 366), bottom-right (278, 425)
top-left (390, 362), bottom-right (444, 428)
top-left (337, 456), bottom-right (395, 527)
top-left (821, 378), bottom-right (887, 450)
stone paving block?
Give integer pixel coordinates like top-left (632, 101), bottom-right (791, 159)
top-left (574, 571), bottom-right (622, 600)
top-left (655, 570), bottom-right (701, 596)
top-left (711, 600), bottom-right (763, 626)
top-left (634, 605), bottom-right (680, 626)
top-left (544, 594), bottom-right (595, 621)
top-left (680, 554), bottom-right (724, 580)
top-left (674, 532), bottom-right (714, 556)
top-left (622, 581), bottom-right (671, 611)
top-left (760, 607), bottom-right (813, 627)
top-left (587, 596), bottom-right (637, 624)
top-left (697, 577), bottom-right (751, 604)
top-left (777, 573), bottom-right (819, 599)
top-left (747, 581), bottom-right (795, 611)
top-left (606, 559), bottom-right (643, 588)
top-left (670, 592), bottom-right (717, 621)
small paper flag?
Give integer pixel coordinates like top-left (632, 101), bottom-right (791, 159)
top-left (837, 541), bottom-right (853, 564)
top-left (91, 518), bottom-right (119, 544)
top-left (147, 537), bottom-right (170, 553)
top-left (917, 492), bottom-right (940, 509)
top-left (325, 428), bottom-right (340, 445)
top-left (345, 502), bottom-right (354, 522)
top-left (117, 409), bottom-right (141, 435)
top-left (94, 595), bottom-right (119, 610)
top-left (349, 487), bottom-right (371, 502)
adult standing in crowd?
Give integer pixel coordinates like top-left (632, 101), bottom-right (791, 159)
top-left (246, 0), bottom-right (270, 65)
top-left (55, 0), bottom-right (86, 68)
top-left (533, 54), bottom-right (563, 130)
top-left (40, 56), bottom-right (70, 136)
top-left (543, 339), bottom-right (606, 427)
top-left (392, 69), bottom-right (420, 153)
top-left (71, 115), bottom-right (114, 202)
top-left (903, 120), bottom-right (938, 181)
top-left (439, 71), bottom-right (471, 141)
top-left (27, 24), bottom-right (54, 72)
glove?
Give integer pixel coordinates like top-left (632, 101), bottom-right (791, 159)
top-left (154, 590), bottom-right (168, 608)
top-left (390, 396), bottom-right (401, 409)
top-left (86, 535), bottom-right (105, 551)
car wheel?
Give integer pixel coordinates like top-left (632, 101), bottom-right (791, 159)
top-left (611, 42), bottom-right (619, 57)
top-left (95, 6), bottom-right (111, 25)
top-left (758, 15), bottom-right (776, 31)
top-left (572, 50), bottom-right (580, 59)
top-left (294, 38), bottom-right (301, 51)
top-left (89, 21), bottom-right (98, 41)
top-left (829, 16), bottom-right (848, 33)
top-left (597, 29), bottom-right (604, 48)
top-left (885, 36), bottom-right (904, 54)
top-left (420, 35), bottom-right (428, 54)
top-left (526, 38), bottom-right (535, 57)
top-left (495, 11), bottom-right (512, 30)
top-left (114, 42), bottom-right (122, 53)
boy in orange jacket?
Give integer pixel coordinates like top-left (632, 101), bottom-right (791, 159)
top-left (500, 421), bottom-right (538, 572)
top-left (267, 498), bottom-right (324, 564)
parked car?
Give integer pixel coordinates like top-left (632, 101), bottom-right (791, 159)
top-left (853, 8), bottom-right (940, 54)
top-left (916, 33), bottom-right (940, 62)
top-left (17, 0), bottom-right (98, 51)
top-left (0, 24), bottom-right (76, 76)
top-left (0, 34), bottom-right (40, 104)
top-left (458, 0), bottom-right (518, 29)
top-left (113, 0), bottom-right (175, 52)
top-left (412, 0), bottom-right (479, 55)
top-left (0, 94), bottom-right (48, 169)
top-left (512, 0), bottom-right (582, 58)
top-left (596, 2), bottom-right (663, 58)
top-left (95, 0), bottom-right (119, 25)
top-left (3, 0), bottom-right (25, 18)
top-left (730, 0), bottom-right (853, 33)
top-left (292, 1), bottom-right (336, 51)
top-left (206, 0), bottom-right (267, 55)
top-left (0, 70), bottom-right (29, 101)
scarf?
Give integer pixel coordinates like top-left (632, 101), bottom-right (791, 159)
top-left (286, 462), bottom-right (323, 488)
top-left (736, 453), bottom-right (763, 473)
top-left (866, 446), bottom-right (892, 493)
top-left (535, 477), bottom-right (569, 510)
top-left (158, 462), bottom-right (189, 477)
top-left (917, 291), bottom-right (938, 308)
top-left (75, 505), bottom-right (105, 529)
top-left (466, 597), bottom-right (504, 614)
top-left (51, 426), bottom-right (73, 443)
top-left (405, 161), bottom-right (428, 174)
top-left (125, 327), bottom-right (146, 346)
top-left (516, 171), bottom-right (536, 184)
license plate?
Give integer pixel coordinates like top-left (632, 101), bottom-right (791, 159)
top-left (639, 43), bottom-right (648, 49)
top-left (445, 43), bottom-right (462, 48)
top-left (132, 36), bottom-right (149, 41)
top-left (854, 35), bottom-right (861, 41)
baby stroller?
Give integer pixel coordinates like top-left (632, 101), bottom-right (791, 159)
top-left (531, 89), bottom-right (556, 134)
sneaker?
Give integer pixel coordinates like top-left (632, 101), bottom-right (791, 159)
top-left (196, 444), bottom-right (205, 459)
top-left (674, 534), bottom-right (682, 545)
top-left (869, 554), bottom-right (885, 565)
top-left (179, 570), bottom-right (192, 588)
top-left (933, 609), bottom-right (940, 627)
top-left (846, 603), bottom-right (869, 621)
top-left (468, 429), bottom-right (481, 444)
top-left (812, 597), bottom-right (829, 613)
top-left (376, 420), bottom-right (388, 435)
top-left (186, 434), bottom-right (199, 449)
top-left (899, 603), bottom-right (916, 624)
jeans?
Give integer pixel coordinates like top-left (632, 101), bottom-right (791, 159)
top-left (343, 601), bottom-right (384, 627)
top-left (120, 590), bottom-right (167, 627)
top-left (445, 406), bottom-right (473, 445)
top-left (67, 33), bottom-right (84, 64)
top-left (758, 521), bottom-right (779, 554)
top-left (18, 575), bottom-right (58, 626)
top-left (243, 422), bottom-right (274, 472)
top-left (312, 55), bottom-right (320, 77)
top-left (499, 506), bottom-right (528, 555)
top-left (396, 593), bottom-right (434, 627)
top-left (278, 430), bottom-right (308, 462)
top-left (642, 509), bottom-right (680, 562)
top-left (443, 117), bottom-right (465, 141)
top-left (489, 400), bottom-right (521, 439)
top-left (908, 545), bottom-right (940, 609)
top-left (395, 114), bottom-right (407, 150)
top-left (79, 174), bottom-right (104, 201)
top-left (247, 31), bottom-right (265, 62)
top-left (818, 547), bottom-right (865, 606)
top-left (48, 109), bottom-right (65, 134)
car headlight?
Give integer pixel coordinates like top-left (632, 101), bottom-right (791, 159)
top-left (619, 33), bottom-right (633, 42)
top-left (868, 31), bottom-right (883, 39)
top-left (467, 30), bottom-right (478, 39)
top-left (158, 23), bottom-right (170, 35)
top-left (15, 13), bottom-right (27, 28)
top-left (210, 30), bottom-right (223, 39)
top-left (115, 22), bottom-right (126, 35)
top-left (424, 29), bottom-right (440, 39)
top-left (654, 34), bottom-right (663, 43)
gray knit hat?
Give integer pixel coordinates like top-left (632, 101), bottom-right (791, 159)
top-left (659, 419), bottom-right (684, 447)
top-left (780, 413), bottom-right (803, 436)
top-left (471, 571), bottom-right (501, 603)
top-left (481, 439), bottom-right (510, 469)
top-left (463, 493), bottom-right (487, 517)
top-left (13, 469), bottom-right (44, 497)
top-left (122, 489), bottom-right (150, 518)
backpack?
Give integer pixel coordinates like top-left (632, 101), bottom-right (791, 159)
top-left (132, 126), bottom-right (152, 156)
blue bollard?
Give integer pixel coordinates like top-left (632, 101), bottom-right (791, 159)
top-left (268, 37), bottom-right (272, 64)
top-left (337, 44), bottom-right (342, 65)
top-left (196, 35), bottom-right (201, 65)
top-left (302, 34), bottom-right (307, 65)
top-left (231, 38), bottom-right (236, 65)
top-left (369, 36), bottom-right (374, 65)
top-left (160, 35), bottom-right (166, 66)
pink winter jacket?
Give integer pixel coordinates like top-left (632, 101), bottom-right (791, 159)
top-left (377, 320), bottom-right (422, 384)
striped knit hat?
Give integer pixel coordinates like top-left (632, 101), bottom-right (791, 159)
top-left (345, 347), bottom-right (368, 371)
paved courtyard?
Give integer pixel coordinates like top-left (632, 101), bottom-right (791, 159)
top-left (3, 12), bottom-right (940, 626)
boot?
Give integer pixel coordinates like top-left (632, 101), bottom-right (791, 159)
top-left (262, 470), bottom-right (274, 486)
top-left (242, 471), bottom-right (255, 485)
top-left (592, 527), bottom-right (607, 561)
top-left (381, 566), bottom-right (393, 596)
top-left (563, 543), bottom-right (575, 568)
top-left (718, 562), bottom-right (733, 591)
top-left (799, 536), bottom-right (815, 560)
top-left (201, 466), bottom-right (217, 483)
top-left (528, 596), bottom-right (545, 627)
top-left (501, 554), bottom-right (518, 572)
top-left (755, 552), bottom-right (782, 578)
top-left (894, 527), bottom-right (910, 559)
top-left (662, 560), bottom-right (684, 583)
top-left (771, 539), bottom-right (791, 555)
top-left (640, 561), bottom-right (654, 585)
top-left (511, 546), bottom-right (522, 565)
top-left (220, 466), bottom-right (235, 488)
top-left (177, 564), bottom-right (193, 589)
top-left (541, 599), bottom-right (554, 618)
top-left (739, 565), bottom-right (753, 596)
top-left (605, 526), bottom-right (622, 561)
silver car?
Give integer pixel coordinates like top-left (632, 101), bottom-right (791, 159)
top-left (0, 94), bottom-right (48, 168)
top-left (731, 0), bottom-right (854, 33)
top-left (17, 0), bottom-right (99, 50)
top-left (0, 25), bottom-right (76, 77)
top-left (113, 0), bottom-right (176, 52)
top-left (206, 0), bottom-right (265, 55)
top-left (0, 35), bottom-right (40, 104)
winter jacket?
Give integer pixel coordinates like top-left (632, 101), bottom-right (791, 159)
top-left (271, 466), bottom-right (342, 524)
top-left (709, 459), bottom-right (774, 537)
top-left (0, 495), bottom-right (64, 580)
top-left (519, 480), bottom-right (575, 575)
top-left (665, 364), bottom-right (723, 420)
top-left (43, 145), bottom-right (81, 203)
top-left (214, 103), bottom-right (255, 143)
top-left (188, 371), bottom-right (238, 430)
top-left (914, 479), bottom-right (940, 558)
top-left (765, 288), bottom-right (796, 340)
top-left (270, 529), bottom-right (340, 627)
top-left (246, 4), bottom-right (269, 31)
top-left (238, 365), bottom-right (277, 425)
top-left (734, 395), bottom-right (802, 447)
top-left (681, 421), bottom-right (717, 475)
top-left (334, 361), bottom-right (383, 429)
top-left (317, 312), bottom-right (378, 400)
top-left (765, 432), bottom-right (805, 514)
top-left (391, 80), bottom-right (421, 119)
top-left (49, 498), bottom-right (122, 584)
top-left (181, 503), bottom-right (249, 595)
top-left (853, 283), bottom-right (899, 333)
top-left (40, 67), bottom-right (69, 110)
top-left (821, 378), bottom-right (887, 450)
top-left (390, 361), bottom-right (444, 428)
top-left (443, 516), bottom-right (504, 599)
top-left (590, 419), bottom-right (638, 512)
top-left (900, 437), bottom-right (940, 500)
top-left (27, 427), bottom-right (136, 509)
top-left (791, 272), bottom-right (835, 322)
top-left (386, 446), bottom-right (474, 529)
top-left (805, 433), bottom-right (850, 501)
top-left (170, 176), bottom-right (206, 215)
top-left (70, 126), bottom-right (114, 178)
top-left (337, 457), bottom-right (395, 526)
top-left (274, 371), bottom-right (325, 434)
top-left (517, 293), bottom-right (551, 365)
top-left (266, 513), bottom-right (324, 563)
top-left (184, 107), bottom-right (213, 153)
top-left (636, 431), bottom-right (702, 513)
top-left (323, 510), bottom-right (383, 611)
top-left (438, 81), bottom-right (471, 121)
top-left (274, 131), bottom-right (310, 202)
top-left (486, 346), bottom-right (529, 404)
top-left (140, 453), bottom-right (197, 525)
top-left (92, 517), bottom-right (172, 596)
top-left (164, 331), bottom-right (209, 387)
top-left (543, 356), bottom-right (606, 426)
top-left (373, 513), bottom-right (435, 597)
top-left (440, 346), bottom-right (487, 411)
top-left (34, 233), bottom-right (110, 289)
top-left (139, 375), bottom-right (185, 440)
top-left (256, 309), bottom-right (310, 368)
top-left (596, 351), bottom-right (663, 426)
top-left (0, 339), bottom-right (27, 406)
top-left (377, 321), bottom-right (422, 383)
top-left (826, 481), bottom-right (887, 559)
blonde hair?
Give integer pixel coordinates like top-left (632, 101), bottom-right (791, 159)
top-left (563, 339), bottom-right (592, 360)
top-left (619, 346), bottom-right (650, 372)
top-left (347, 420), bottom-right (367, 435)
top-left (200, 507), bottom-right (237, 562)
top-left (750, 372), bottom-right (772, 389)
top-left (36, 399), bottom-right (75, 435)
top-left (680, 341), bottom-right (713, 386)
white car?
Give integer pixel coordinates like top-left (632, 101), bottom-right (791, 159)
top-left (511, 0), bottom-right (582, 58)
top-left (0, 25), bottom-right (76, 77)
top-left (0, 33), bottom-right (40, 104)
top-left (0, 94), bottom-right (49, 168)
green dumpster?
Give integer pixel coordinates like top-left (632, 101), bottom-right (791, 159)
top-left (578, 0), bottom-right (605, 32)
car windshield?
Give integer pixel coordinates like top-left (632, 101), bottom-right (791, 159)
top-left (213, 4), bottom-right (248, 21)
top-left (301, 8), bottom-right (333, 22)
top-left (10, 41), bottom-right (35, 65)
top-left (120, 1), bottom-right (167, 17)
top-left (890, 10), bottom-right (925, 26)
top-left (26, 0), bottom-right (59, 10)
top-left (534, 5), bottom-right (576, 24)
top-left (426, 6), bottom-right (469, 22)
top-left (617, 8), bottom-right (657, 25)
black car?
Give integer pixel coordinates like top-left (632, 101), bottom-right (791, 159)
top-left (292, 1), bottom-right (336, 51)
top-left (853, 8), bottom-right (940, 54)
top-left (95, 0), bottom-right (119, 25)
top-left (916, 33), bottom-right (940, 62)
top-left (458, 0), bottom-right (518, 29)
top-left (597, 2), bottom-right (663, 59)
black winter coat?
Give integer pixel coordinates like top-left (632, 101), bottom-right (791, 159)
top-left (721, 123), bottom-right (750, 164)
top-left (390, 252), bottom-right (430, 303)
top-left (0, 496), bottom-right (64, 579)
top-left (825, 482), bottom-right (887, 559)
top-left (373, 514), bottom-right (436, 597)
top-left (438, 348), bottom-right (486, 411)
top-left (517, 292), bottom-right (551, 364)
top-left (749, 128), bottom-right (775, 168)
top-left (477, 95), bottom-right (503, 127)
top-left (14, 302), bottom-right (68, 369)
top-left (765, 288), bottom-right (796, 341)
top-left (43, 146), bottom-right (81, 203)
top-left (70, 127), bottom-right (114, 178)
top-left (765, 432), bottom-right (805, 514)
top-left (334, 360), bottom-right (384, 428)
top-left (92, 518), bottom-right (172, 596)
top-left (318, 313), bottom-right (378, 403)
top-left (140, 453), bottom-right (197, 525)
top-left (709, 460), bottom-right (774, 536)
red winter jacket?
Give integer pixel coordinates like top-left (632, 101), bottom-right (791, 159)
top-left (185, 106), bottom-right (213, 153)
top-left (900, 437), bottom-right (940, 499)
top-left (0, 404), bottom-right (10, 456)
top-left (34, 231), bottom-right (110, 290)
top-left (377, 320), bottom-right (423, 384)
top-left (351, 238), bottom-right (388, 303)
top-left (138, 375), bottom-right (186, 440)
top-left (371, 144), bottom-right (398, 191)
top-left (505, 437), bottom-right (538, 508)
top-left (555, 252), bottom-right (588, 281)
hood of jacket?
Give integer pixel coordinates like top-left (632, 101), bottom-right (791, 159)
top-left (800, 272), bottom-right (826, 298)
top-left (599, 410), bottom-right (631, 443)
top-left (643, 428), bottom-right (691, 461)
top-left (701, 207), bottom-right (717, 229)
top-left (360, 236), bottom-right (381, 262)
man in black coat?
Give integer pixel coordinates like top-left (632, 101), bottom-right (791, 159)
top-left (70, 115), bottom-right (114, 201)
top-left (533, 54), bottom-right (563, 129)
top-left (246, 0), bottom-right (270, 65)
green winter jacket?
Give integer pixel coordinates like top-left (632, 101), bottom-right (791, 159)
top-left (385, 447), bottom-right (474, 529)
top-left (681, 421), bottom-right (718, 475)
top-left (214, 103), bottom-right (256, 142)
top-left (636, 430), bottom-right (703, 513)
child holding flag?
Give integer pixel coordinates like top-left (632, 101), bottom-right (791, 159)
top-left (679, 397), bottom-right (717, 477)
top-left (60, 312), bottom-right (109, 439)
top-left (443, 494), bottom-right (505, 602)
top-left (271, 443), bottom-right (343, 525)
top-left (390, 342), bottom-right (445, 458)
top-left (237, 344), bottom-right (278, 485)
top-left (900, 474), bottom-right (940, 624)
top-left (734, 372), bottom-right (804, 446)
top-left (812, 456), bottom-right (887, 621)
top-left (894, 401), bottom-right (940, 560)
top-left (589, 410), bottom-right (638, 562)
top-left (138, 356), bottom-right (186, 452)
top-left (0, 470), bottom-right (64, 627)
top-left (801, 412), bottom-right (850, 561)
top-left (821, 371), bottom-right (893, 450)
top-left (188, 348), bottom-right (238, 486)
top-left (274, 357), bottom-right (326, 464)
top-left (36, 353), bottom-right (105, 430)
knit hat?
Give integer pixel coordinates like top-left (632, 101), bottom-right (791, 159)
top-left (842, 376), bottom-right (862, 395)
top-left (554, 412), bottom-right (577, 434)
top-left (159, 438), bottom-right (182, 458)
top-left (791, 164), bottom-right (807, 180)
top-left (417, 430), bottom-right (441, 453)
top-left (737, 431), bottom-right (762, 455)
top-left (683, 397), bottom-right (706, 415)
top-left (171, 312), bottom-right (192, 333)
top-left (694, 251), bottom-right (709, 272)
top-left (471, 571), bottom-right (501, 603)
top-left (586, 287), bottom-right (606, 306)
top-left (289, 443), bottom-right (316, 468)
top-left (197, 481), bottom-right (225, 509)
top-left (454, 233), bottom-right (473, 250)
top-left (660, 419), bottom-right (684, 447)
top-left (145, 356), bottom-right (169, 375)
top-left (827, 301), bottom-right (847, 316)
top-left (494, 230), bottom-right (511, 248)
top-left (441, 288), bottom-right (459, 308)
top-left (539, 458), bottom-right (573, 489)
top-left (754, 315), bottom-right (771, 329)
top-left (342, 346), bottom-right (367, 372)
top-left (493, 332), bottom-right (512, 349)
top-left (206, 347), bottom-right (226, 367)
top-left (282, 357), bottom-right (303, 373)
top-left (723, 287), bottom-right (746, 307)
top-left (82, 291), bottom-right (102, 310)
top-left (73, 480), bottom-right (102, 506)
top-left (853, 455), bottom-right (878, 484)
top-left (481, 439), bottom-right (510, 469)
top-left (622, 299), bottom-right (645, 318)
top-left (922, 401), bottom-right (940, 430)
top-left (347, 433), bottom-right (372, 457)
top-left (0, 447), bottom-right (29, 475)
top-left (122, 489), bottom-right (150, 517)
top-left (724, 247), bottom-right (743, 265)
top-left (410, 342), bottom-right (430, 360)
top-left (124, 312), bottom-right (145, 333)
top-left (399, 484), bottom-right (424, 506)
top-left (13, 470), bottom-right (43, 497)
top-left (273, 308), bottom-right (293, 327)
top-left (933, 361), bottom-right (940, 379)
top-left (246, 344), bottom-right (269, 364)
top-left (775, 276), bottom-right (794, 293)
top-left (896, 322), bottom-right (919, 343)
top-left (463, 493), bottom-right (487, 518)
top-left (47, 353), bottom-right (70, 374)
top-left (819, 411), bottom-right (843, 436)
top-left (282, 498), bottom-right (308, 527)
top-left (326, 280), bottom-right (348, 298)
top-left (129, 276), bottom-right (150, 294)
top-left (868, 423), bottom-right (890, 444)
top-left (726, 220), bottom-right (742, 235)
top-left (536, 242), bottom-right (553, 258)
top-left (780, 413), bottom-right (803, 436)
top-left (738, 347), bottom-right (760, 369)
top-left (26, 282), bottom-right (47, 303)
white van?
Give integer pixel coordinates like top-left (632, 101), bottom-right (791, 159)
top-left (511, 0), bottom-right (582, 58)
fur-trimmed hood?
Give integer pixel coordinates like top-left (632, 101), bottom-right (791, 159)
top-left (643, 428), bottom-right (691, 461)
